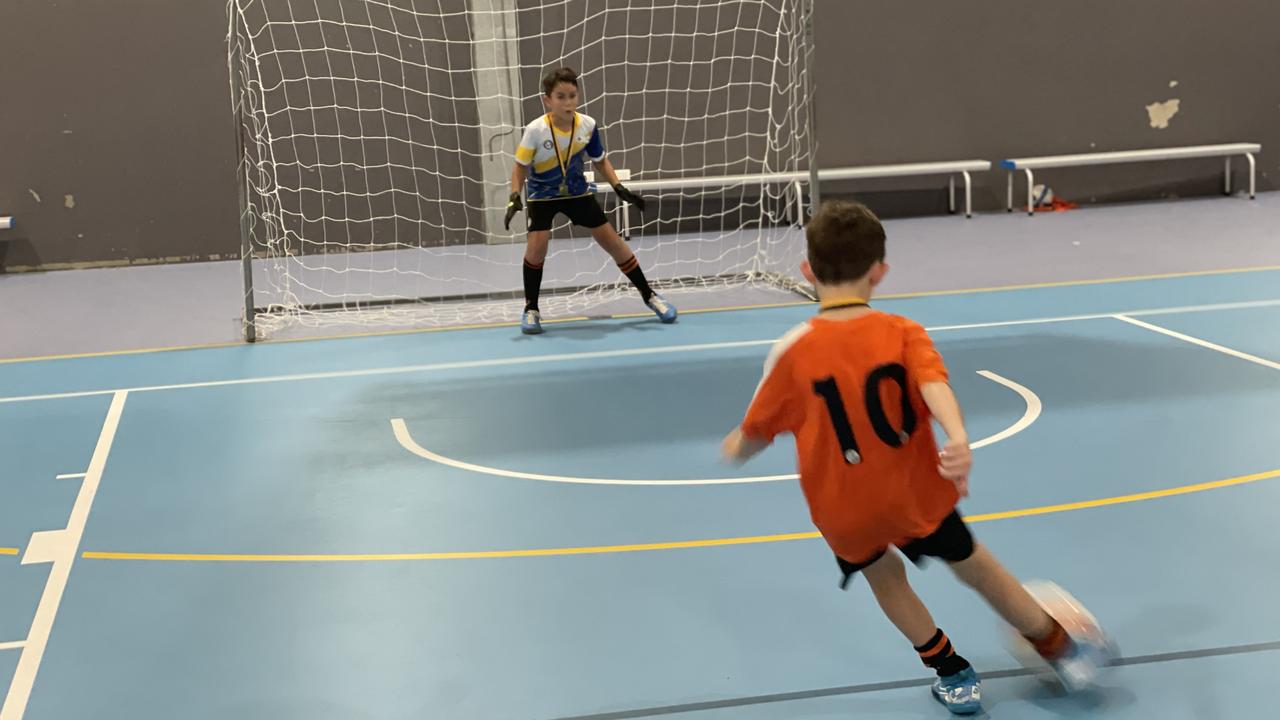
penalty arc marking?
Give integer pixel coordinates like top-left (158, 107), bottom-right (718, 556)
top-left (391, 370), bottom-right (1042, 486)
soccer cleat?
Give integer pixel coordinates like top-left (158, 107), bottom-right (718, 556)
top-left (646, 292), bottom-right (678, 323)
top-left (931, 667), bottom-right (982, 715)
top-left (520, 309), bottom-right (543, 335)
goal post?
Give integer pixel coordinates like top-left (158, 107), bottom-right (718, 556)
top-left (228, 0), bottom-right (818, 339)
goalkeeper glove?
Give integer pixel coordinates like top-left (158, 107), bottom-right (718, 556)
top-left (503, 192), bottom-right (523, 230)
top-left (612, 183), bottom-right (647, 213)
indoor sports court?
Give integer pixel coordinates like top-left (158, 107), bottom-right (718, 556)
top-left (2, 1), bottom-right (1278, 719)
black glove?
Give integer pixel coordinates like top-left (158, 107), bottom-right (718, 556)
top-left (504, 192), bottom-right (523, 230)
top-left (612, 183), bottom-right (647, 213)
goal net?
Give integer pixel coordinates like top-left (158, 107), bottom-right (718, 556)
top-left (227, 0), bottom-right (816, 338)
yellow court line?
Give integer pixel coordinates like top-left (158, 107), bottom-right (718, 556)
top-left (80, 468), bottom-right (1280, 564)
top-left (874, 264), bottom-right (1280, 301)
top-left (0, 547), bottom-right (19, 556)
top-left (4, 263), bottom-right (1280, 365)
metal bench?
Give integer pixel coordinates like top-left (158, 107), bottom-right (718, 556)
top-left (589, 159), bottom-right (992, 237)
top-left (1000, 143), bottom-right (1261, 215)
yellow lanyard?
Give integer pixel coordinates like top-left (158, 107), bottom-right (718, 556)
top-left (545, 113), bottom-right (577, 195)
top-left (819, 297), bottom-right (869, 312)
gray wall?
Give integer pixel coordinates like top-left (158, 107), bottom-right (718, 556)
top-left (813, 1), bottom-right (1280, 215)
top-left (2, 0), bottom-right (1277, 270)
top-left (0, 0), bottom-right (239, 271)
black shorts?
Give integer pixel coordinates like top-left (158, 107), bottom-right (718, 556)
top-left (526, 194), bottom-right (609, 232)
top-left (835, 510), bottom-right (975, 589)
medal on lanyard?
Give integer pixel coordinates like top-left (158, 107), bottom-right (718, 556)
top-left (547, 113), bottom-right (576, 196)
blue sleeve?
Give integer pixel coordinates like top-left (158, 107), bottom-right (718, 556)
top-left (586, 126), bottom-right (605, 160)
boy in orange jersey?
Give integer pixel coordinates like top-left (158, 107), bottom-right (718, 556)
top-left (722, 201), bottom-right (1114, 714)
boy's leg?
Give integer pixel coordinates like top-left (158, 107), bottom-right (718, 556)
top-left (520, 230), bottom-right (550, 334)
top-left (949, 543), bottom-right (1117, 691)
top-left (588, 222), bottom-right (653, 300)
top-left (948, 544), bottom-right (1070, 657)
top-left (588, 221), bottom-right (677, 322)
top-left (569, 195), bottom-right (675, 322)
top-left (523, 230), bottom-right (550, 311)
top-left (863, 552), bottom-right (975, 675)
top-left (862, 550), bottom-right (941, 647)
top-left (862, 551), bottom-right (981, 714)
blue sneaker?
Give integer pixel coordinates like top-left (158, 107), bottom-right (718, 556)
top-left (520, 309), bottom-right (543, 335)
top-left (1050, 636), bottom-right (1117, 693)
top-left (646, 292), bottom-right (677, 323)
top-left (1015, 580), bottom-right (1117, 693)
top-left (932, 667), bottom-right (982, 715)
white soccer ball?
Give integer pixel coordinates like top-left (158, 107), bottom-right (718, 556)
top-left (1032, 184), bottom-right (1055, 206)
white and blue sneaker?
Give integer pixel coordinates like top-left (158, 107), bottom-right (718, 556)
top-left (1050, 635), bottom-right (1118, 693)
top-left (520, 308), bottom-right (543, 335)
top-left (932, 667), bottom-right (982, 715)
top-left (1009, 580), bottom-right (1118, 693)
top-left (646, 292), bottom-right (678, 323)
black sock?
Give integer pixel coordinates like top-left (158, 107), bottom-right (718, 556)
top-left (523, 259), bottom-right (543, 312)
top-left (618, 255), bottom-right (653, 303)
top-left (914, 628), bottom-right (972, 677)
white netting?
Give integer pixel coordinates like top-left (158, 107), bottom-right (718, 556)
top-left (228, 0), bottom-right (815, 336)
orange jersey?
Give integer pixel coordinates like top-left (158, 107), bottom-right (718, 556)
top-left (741, 310), bottom-right (959, 563)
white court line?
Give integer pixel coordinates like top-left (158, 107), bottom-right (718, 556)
top-left (53, 473), bottom-right (85, 480)
top-left (0, 340), bottom-right (776, 405)
top-left (970, 370), bottom-right (1042, 449)
top-left (391, 370), bottom-right (1042, 485)
top-left (1113, 315), bottom-right (1280, 371)
top-left (0, 643), bottom-right (23, 652)
top-left (1, 298), bottom-right (1278, 406)
top-left (925, 298), bottom-right (1280, 333)
top-left (1, 391), bottom-right (127, 720)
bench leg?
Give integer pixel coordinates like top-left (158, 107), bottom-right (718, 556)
top-left (1225, 157), bottom-right (1232, 195)
top-left (1024, 169), bottom-right (1035, 216)
top-left (1247, 153), bottom-right (1256, 199)
top-left (963, 171), bottom-right (973, 218)
top-left (949, 175), bottom-right (956, 214)
top-left (1007, 172), bottom-right (1013, 212)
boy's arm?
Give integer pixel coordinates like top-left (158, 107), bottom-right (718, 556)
top-left (904, 318), bottom-right (971, 494)
top-left (722, 325), bottom-right (809, 466)
top-left (920, 381), bottom-right (972, 495)
top-left (592, 156), bottom-right (646, 212)
top-left (722, 427), bottom-right (770, 465)
top-left (920, 381), bottom-right (967, 446)
top-left (510, 162), bottom-right (528, 194)
top-left (591, 156), bottom-right (620, 186)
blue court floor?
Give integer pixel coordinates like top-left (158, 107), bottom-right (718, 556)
top-left (2, 268), bottom-right (1279, 719)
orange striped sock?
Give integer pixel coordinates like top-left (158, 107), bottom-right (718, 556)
top-left (1027, 617), bottom-right (1071, 661)
top-left (914, 628), bottom-right (971, 677)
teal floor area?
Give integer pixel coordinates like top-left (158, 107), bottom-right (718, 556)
top-left (2, 268), bottom-right (1279, 719)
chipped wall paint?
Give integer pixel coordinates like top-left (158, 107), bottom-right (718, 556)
top-left (1146, 98), bottom-right (1180, 129)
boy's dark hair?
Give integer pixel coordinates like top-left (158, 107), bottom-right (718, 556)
top-left (805, 200), bottom-right (886, 284)
top-left (542, 67), bottom-right (579, 96)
